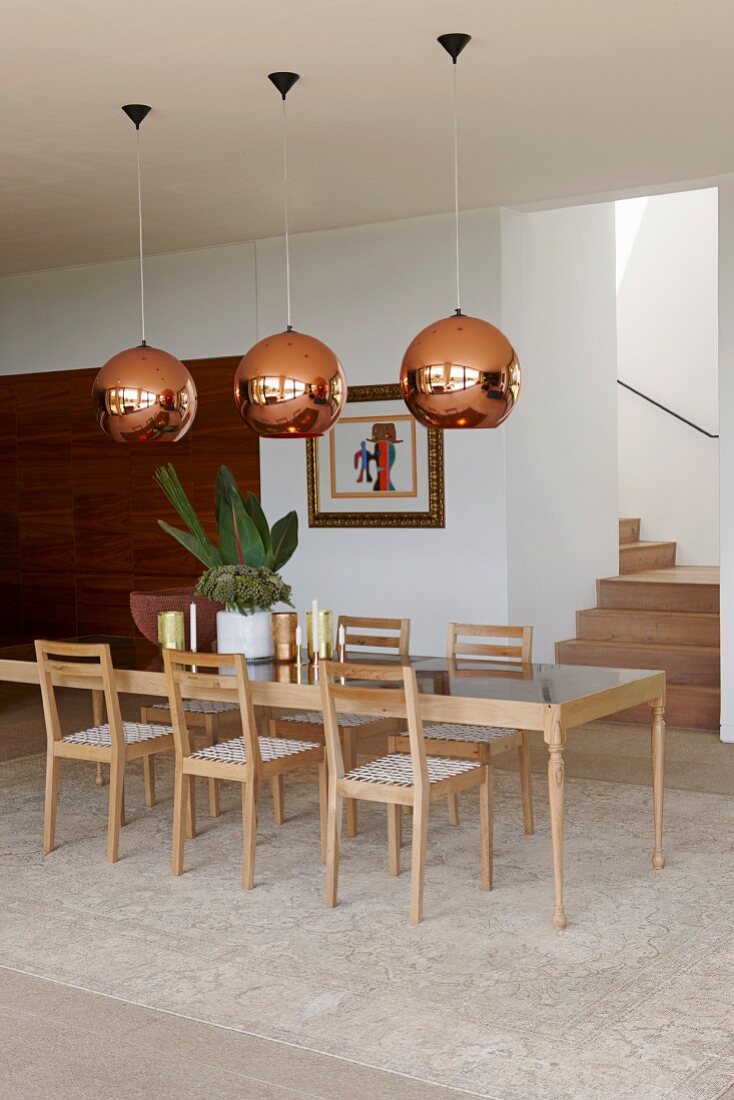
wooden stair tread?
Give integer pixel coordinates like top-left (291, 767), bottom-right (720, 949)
top-left (608, 683), bottom-right (720, 731)
top-left (619, 540), bottom-right (676, 552)
top-left (619, 517), bottom-right (641, 545)
top-left (618, 541), bottom-right (677, 575)
top-left (556, 636), bottom-right (719, 686)
top-left (576, 607), bottom-right (719, 645)
top-left (578, 607), bottom-right (719, 620)
top-left (558, 637), bottom-right (719, 656)
top-left (602, 567), bottom-right (719, 585)
top-left (559, 520), bottom-right (719, 726)
top-left (667, 684), bottom-right (720, 696)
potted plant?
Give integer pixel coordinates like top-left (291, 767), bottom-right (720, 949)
top-left (154, 464), bottom-right (298, 660)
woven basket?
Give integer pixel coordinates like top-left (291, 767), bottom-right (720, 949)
top-left (129, 588), bottom-right (222, 649)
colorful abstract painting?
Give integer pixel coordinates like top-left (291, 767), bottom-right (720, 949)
top-left (306, 384), bottom-right (444, 528)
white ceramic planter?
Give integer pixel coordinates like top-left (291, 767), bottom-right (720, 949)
top-left (216, 608), bottom-right (273, 662)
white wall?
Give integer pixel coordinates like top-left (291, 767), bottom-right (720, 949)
top-left (502, 203), bottom-right (619, 661)
top-left (0, 210), bottom-right (510, 656)
top-left (0, 241), bottom-right (258, 372)
top-left (718, 177), bottom-right (734, 742)
top-left (257, 209), bottom-right (509, 654)
top-left (0, 202), bottom-right (619, 663)
top-left (616, 190), bottom-right (719, 563)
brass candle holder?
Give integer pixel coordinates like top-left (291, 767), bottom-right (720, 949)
top-left (157, 610), bottom-right (185, 652)
top-left (271, 611), bottom-right (298, 663)
top-left (306, 610), bottom-right (334, 663)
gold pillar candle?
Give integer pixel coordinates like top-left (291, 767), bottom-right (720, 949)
top-left (271, 611), bottom-right (298, 663)
top-left (306, 610), bottom-right (334, 660)
top-left (157, 610), bottom-right (185, 651)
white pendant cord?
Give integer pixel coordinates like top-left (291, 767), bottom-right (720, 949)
top-left (452, 61), bottom-right (462, 315)
top-left (282, 97), bottom-right (293, 330)
top-left (135, 127), bottom-right (146, 345)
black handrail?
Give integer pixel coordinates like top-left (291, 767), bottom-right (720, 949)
top-left (617, 380), bottom-right (719, 439)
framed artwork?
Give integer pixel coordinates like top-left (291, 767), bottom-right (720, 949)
top-left (306, 383), bottom-right (445, 528)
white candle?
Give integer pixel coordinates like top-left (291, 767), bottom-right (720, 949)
top-left (311, 599), bottom-right (319, 656)
top-left (295, 624), bottom-right (302, 658)
top-left (338, 624), bottom-right (345, 649)
top-left (189, 602), bottom-right (197, 652)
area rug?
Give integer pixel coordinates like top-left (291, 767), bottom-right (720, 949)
top-left (0, 753), bottom-right (732, 1100)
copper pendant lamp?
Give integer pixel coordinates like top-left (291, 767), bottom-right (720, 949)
top-left (234, 73), bottom-right (346, 438)
top-left (92, 105), bottom-right (197, 443)
top-left (400, 34), bottom-right (521, 430)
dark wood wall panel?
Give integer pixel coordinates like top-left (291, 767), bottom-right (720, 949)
top-left (70, 371), bottom-right (133, 575)
top-left (0, 356), bottom-right (259, 643)
top-left (0, 380), bottom-right (20, 580)
top-left (0, 378), bottom-right (22, 638)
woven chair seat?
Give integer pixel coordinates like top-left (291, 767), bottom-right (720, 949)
top-left (423, 722), bottom-right (517, 745)
top-left (190, 735), bottom-right (321, 765)
top-left (344, 752), bottom-right (479, 789)
top-left (62, 722), bottom-right (173, 747)
top-left (150, 699), bottom-right (239, 715)
top-left (280, 711), bottom-right (385, 729)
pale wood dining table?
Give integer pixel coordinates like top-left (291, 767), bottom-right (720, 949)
top-left (0, 635), bottom-right (666, 929)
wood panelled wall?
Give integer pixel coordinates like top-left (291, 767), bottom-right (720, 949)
top-left (0, 356), bottom-right (260, 642)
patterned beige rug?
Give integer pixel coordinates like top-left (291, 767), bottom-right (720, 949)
top-left (0, 752), bottom-right (732, 1100)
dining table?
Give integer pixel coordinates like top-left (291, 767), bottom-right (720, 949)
top-left (0, 634), bottom-right (666, 929)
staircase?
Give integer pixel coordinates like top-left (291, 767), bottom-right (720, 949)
top-left (555, 519), bottom-right (720, 730)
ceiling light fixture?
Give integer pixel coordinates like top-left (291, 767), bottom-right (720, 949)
top-left (92, 105), bottom-right (197, 443)
top-left (234, 73), bottom-right (346, 438)
top-left (400, 34), bottom-right (521, 429)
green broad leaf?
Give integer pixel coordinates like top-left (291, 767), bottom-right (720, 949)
top-left (215, 465), bottom-right (241, 527)
top-left (216, 491), bottom-right (241, 564)
top-left (244, 492), bottom-right (272, 565)
top-left (270, 511), bottom-right (298, 571)
top-left (154, 463), bottom-right (220, 565)
top-left (231, 491), bottom-right (266, 567)
top-left (157, 521), bottom-right (221, 568)
top-left (217, 488), bottom-right (266, 566)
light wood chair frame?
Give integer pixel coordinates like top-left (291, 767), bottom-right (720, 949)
top-left (37, 639), bottom-right (174, 863)
top-left (164, 650), bottom-right (326, 890)
top-left (390, 623), bottom-right (534, 834)
top-left (140, 700), bottom-right (241, 818)
top-left (320, 660), bottom-right (492, 924)
top-left (270, 615), bottom-right (411, 838)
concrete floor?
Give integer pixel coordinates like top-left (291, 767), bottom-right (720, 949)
top-left (0, 968), bottom-right (468, 1099)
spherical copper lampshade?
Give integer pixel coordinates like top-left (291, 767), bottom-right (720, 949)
top-left (400, 313), bottom-right (521, 429)
top-left (92, 345), bottom-right (197, 443)
top-left (234, 329), bottom-right (346, 438)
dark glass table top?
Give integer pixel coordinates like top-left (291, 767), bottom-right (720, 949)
top-left (0, 635), bottom-right (664, 706)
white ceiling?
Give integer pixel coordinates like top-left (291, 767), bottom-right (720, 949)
top-left (2, 0), bottom-right (733, 276)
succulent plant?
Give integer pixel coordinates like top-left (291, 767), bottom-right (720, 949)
top-left (196, 564), bottom-right (293, 615)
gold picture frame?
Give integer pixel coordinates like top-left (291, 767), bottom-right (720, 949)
top-left (306, 383), bottom-right (445, 528)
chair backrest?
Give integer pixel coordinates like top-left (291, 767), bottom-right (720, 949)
top-left (336, 616), bottom-right (410, 656)
top-left (320, 661), bottom-right (428, 793)
top-left (446, 623), bottom-right (533, 664)
top-left (163, 650), bottom-right (259, 778)
top-left (35, 639), bottom-right (125, 752)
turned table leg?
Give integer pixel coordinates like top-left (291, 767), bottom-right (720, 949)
top-left (546, 709), bottom-right (567, 930)
top-left (651, 700), bottom-right (666, 870)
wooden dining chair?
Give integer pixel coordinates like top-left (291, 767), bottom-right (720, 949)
top-left (320, 661), bottom-right (492, 924)
top-left (36, 639), bottom-right (174, 863)
top-left (391, 623), bottom-right (534, 834)
top-left (139, 697), bottom-right (241, 818)
top-left (164, 650), bottom-right (326, 889)
top-left (270, 615), bottom-right (410, 837)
